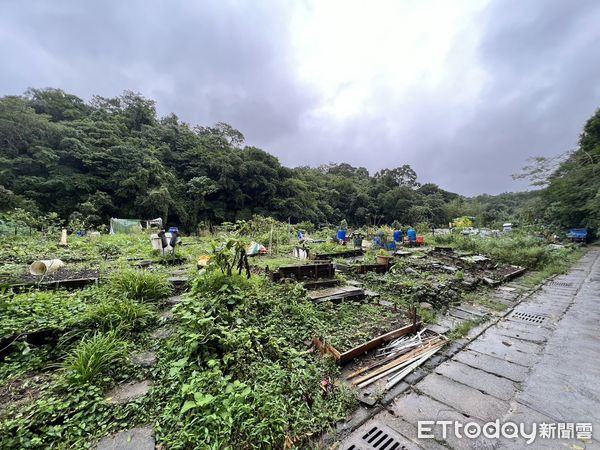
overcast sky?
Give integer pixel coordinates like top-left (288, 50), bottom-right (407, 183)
top-left (1, 0), bottom-right (599, 195)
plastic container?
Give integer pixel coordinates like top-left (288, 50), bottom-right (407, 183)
top-left (407, 229), bottom-right (417, 242)
top-left (393, 230), bottom-right (403, 242)
top-left (337, 230), bottom-right (347, 240)
top-left (29, 259), bottom-right (65, 276)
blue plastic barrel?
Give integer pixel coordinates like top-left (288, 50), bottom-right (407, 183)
top-left (393, 230), bottom-right (403, 242)
top-left (337, 229), bottom-right (347, 240)
top-left (407, 228), bottom-right (417, 242)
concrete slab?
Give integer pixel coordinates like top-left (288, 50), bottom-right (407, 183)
top-left (437, 316), bottom-right (465, 330)
top-left (513, 252), bottom-right (600, 442)
top-left (466, 333), bottom-right (541, 367)
top-left (106, 380), bottom-right (152, 404)
top-left (416, 373), bottom-right (510, 422)
top-left (391, 392), bottom-right (497, 449)
top-left (96, 426), bottom-right (154, 450)
top-left (453, 349), bottom-right (529, 383)
top-left (151, 327), bottom-right (172, 340)
top-left (130, 351), bottom-right (157, 368)
top-left (492, 321), bottom-right (548, 344)
top-left (447, 308), bottom-right (477, 321)
top-left (454, 304), bottom-right (489, 317)
top-left (497, 401), bottom-right (600, 450)
top-left (165, 295), bottom-right (183, 305)
top-left (434, 360), bottom-right (519, 401)
top-left (427, 324), bottom-right (450, 335)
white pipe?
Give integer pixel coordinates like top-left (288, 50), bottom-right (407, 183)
top-left (385, 346), bottom-right (442, 390)
top-left (29, 259), bottom-right (65, 276)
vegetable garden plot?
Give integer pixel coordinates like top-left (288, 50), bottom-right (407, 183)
top-left (312, 300), bottom-right (411, 360)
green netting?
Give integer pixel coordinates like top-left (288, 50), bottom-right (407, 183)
top-left (109, 218), bottom-right (142, 234)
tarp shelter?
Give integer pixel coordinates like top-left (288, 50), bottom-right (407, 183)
top-left (145, 218), bottom-right (163, 229)
top-left (247, 241), bottom-right (267, 256)
top-left (110, 218), bottom-right (142, 234)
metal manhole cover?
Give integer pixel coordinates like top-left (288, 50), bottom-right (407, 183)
top-left (511, 311), bottom-right (546, 324)
top-left (549, 281), bottom-right (573, 287)
top-left (343, 423), bottom-right (416, 450)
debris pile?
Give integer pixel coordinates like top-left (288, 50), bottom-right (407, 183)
top-left (346, 329), bottom-right (447, 391)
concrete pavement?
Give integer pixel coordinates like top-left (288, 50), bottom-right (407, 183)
top-left (341, 248), bottom-right (600, 449)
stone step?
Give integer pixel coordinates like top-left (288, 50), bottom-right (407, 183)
top-left (97, 426), bottom-right (154, 450)
top-left (106, 380), bottom-right (152, 405)
top-left (130, 351), bottom-right (157, 368)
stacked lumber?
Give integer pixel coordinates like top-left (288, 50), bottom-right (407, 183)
top-left (346, 329), bottom-right (447, 390)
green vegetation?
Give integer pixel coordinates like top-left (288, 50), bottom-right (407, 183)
top-left (315, 301), bottom-right (405, 351)
top-left (447, 318), bottom-right (485, 340)
top-left (0, 88), bottom-right (597, 449)
top-left (108, 269), bottom-right (172, 301)
top-left (62, 332), bottom-right (127, 384)
top-left (432, 232), bottom-right (579, 270)
top-left (515, 108), bottom-right (600, 235)
top-left (85, 298), bottom-right (154, 333)
top-left (0, 290), bottom-right (89, 340)
top-left (0, 88), bottom-right (477, 230)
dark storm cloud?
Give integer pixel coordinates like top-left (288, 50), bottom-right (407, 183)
top-left (0, 0), bottom-right (316, 142)
top-left (274, 0), bottom-right (600, 195)
top-left (1, 0), bottom-right (599, 195)
top-left (434, 0), bottom-right (600, 194)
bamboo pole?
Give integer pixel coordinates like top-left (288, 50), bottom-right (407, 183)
top-left (351, 338), bottom-right (445, 386)
top-left (356, 342), bottom-right (445, 389)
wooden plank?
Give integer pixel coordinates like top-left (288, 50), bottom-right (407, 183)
top-left (503, 266), bottom-right (526, 281)
top-left (312, 249), bottom-right (364, 260)
top-left (308, 286), bottom-right (364, 302)
top-left (354, 340), bottom-right (446, 387)
top-left (354, 263), bottom-right (388, 274)
top-left (339, 322), bottom-right (421, 364)
top-left (8, 277), bottom-right (98, 292)
top-left (312, 337), bottom-right (341, 360)
top-left (346, 335), bottom-right (441, 379)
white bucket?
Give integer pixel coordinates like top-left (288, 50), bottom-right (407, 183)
top-left (150, 234), bottom-right (162, 251)
top-left (29, 259), bottom-right (65, 276)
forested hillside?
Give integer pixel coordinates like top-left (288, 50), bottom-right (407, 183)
top-left (0, 88), bottom-right (466, 229)
top-left (0, 88), bottom-right (597, 234)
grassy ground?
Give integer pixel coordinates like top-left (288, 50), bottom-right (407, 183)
top-left (0, 230), bottom-right (587, 448)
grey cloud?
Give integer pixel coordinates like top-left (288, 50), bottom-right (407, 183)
top-left (1, 0), bottom-right (599, 195)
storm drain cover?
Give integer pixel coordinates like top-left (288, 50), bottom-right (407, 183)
top-left (342, 422), bottom-right (418, 450)
top-left (549, 281), bottom-right (573, 287)
top-left (511, 312), bottom-right (546, 324)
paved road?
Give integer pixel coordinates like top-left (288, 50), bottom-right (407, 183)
top-left (342, 248), bottom-right (600, 450)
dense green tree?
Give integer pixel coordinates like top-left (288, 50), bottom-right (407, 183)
top-left (4, 87), bottom-right (575, 232)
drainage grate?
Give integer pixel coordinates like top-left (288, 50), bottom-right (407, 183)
top-left (549, 281), bottom-right (573, 287)
top-left (343, 423), bottom-right (417, 450)
top-left (511, 312), bottom-right (546, 324)
top-left (346, 424), bottom-right (409, 450)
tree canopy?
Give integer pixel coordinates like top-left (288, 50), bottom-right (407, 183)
top-left (2, 88), bottom-right (596, 234)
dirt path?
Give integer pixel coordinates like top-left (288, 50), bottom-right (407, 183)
top-left (340, 247), bottom-right (600, 449)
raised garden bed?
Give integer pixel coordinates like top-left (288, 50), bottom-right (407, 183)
top-left (312, 249), bottom-right (364, 260)
top-left (313, 322), bottom-right (420, 364)
top-left (7, 275), bottom-right (99, 292)
top-left (2, 268), bottom-right (100, 286)
top-left (334, 262), bottom-right (389, 274)
top-left (271, 262), bottom-right (335, 282)
top-left (308, 286), bottom-right (365, 304)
